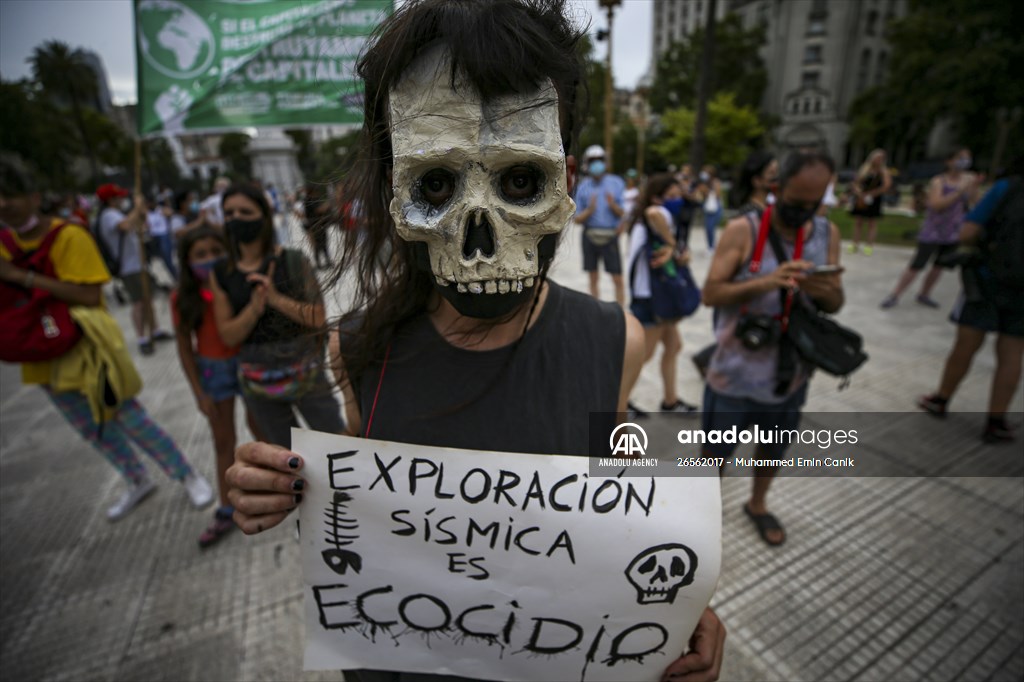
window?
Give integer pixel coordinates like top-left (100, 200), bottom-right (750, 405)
top-left (804, 45), bottom-right (823, 64)
top-left (875, 51), bottom-right (888, 85)
top-left (801, 71), bottom-right (820, 89)
top-left (803, 99), bottom-right (811, 114)
top-left (807, 17), bottom-right (826, 35)
top-left (814, 99), bottom-right (822, 114)
top-left (856, 48), bottom-right (872, 92)
top-left (866, 10), bottom-right (878, 35)
top-left (810, 0), bottom-right (828, 17)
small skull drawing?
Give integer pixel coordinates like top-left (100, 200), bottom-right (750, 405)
top-left (625, 544), bottom-right (698, 605)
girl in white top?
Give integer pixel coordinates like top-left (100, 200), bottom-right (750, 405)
top-left (626, 172), bottom-right (699, 414)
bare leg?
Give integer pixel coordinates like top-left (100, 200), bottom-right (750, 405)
top-left (611, 274), bottom-right (625, 308)
top-left (747, 446), bottom-right (783, 544)
top-left (130, 301), bottom-right (145, 339)
top-left (888, 267), bottom-right (922, 301)
top-left (852, 218), bottom-right (862, 250)
top-left (209, 398), bottom-right (237, 507)
top-left (990, 334), bottom-right (1024, 416)
top-left (937, 325), bottom-right (987, 400)
top-left (918, 266), bottom-right (944, 299)
top-left (867, 218), bottom-right (878, 248)
top-left (141, 295), bottom-right (156, 338)
top-left (660, 324), bottom-right (681, 405)
top-left (588, 270), bottom-right (600, 300)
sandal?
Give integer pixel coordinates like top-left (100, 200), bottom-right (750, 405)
top-left (198, 506), bottom-right (236, 549)
top-left (743, 503), bottom-right (786, 547)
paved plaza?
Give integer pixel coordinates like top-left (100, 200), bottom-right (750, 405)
top-left (1, 216), bottom-right (1021, 681)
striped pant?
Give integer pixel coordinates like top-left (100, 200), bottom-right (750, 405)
top-left (43, 388), bottom-right (192, 484)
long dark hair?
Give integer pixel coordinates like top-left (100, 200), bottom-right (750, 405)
top-left (332, 0), bottom-right (587, 387)
top-left (222, 183), bottom-right (275, 266)
top-left (175, 227), bottom-right (228, 335)
top-left (631, 173), bottom-right (680, 227)
top-left (731, 150), bottom-right (776, 208)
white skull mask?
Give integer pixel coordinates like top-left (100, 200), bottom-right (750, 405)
top-left (388, 47), bottom-right (575, 311)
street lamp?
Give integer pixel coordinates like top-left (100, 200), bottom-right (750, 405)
top-left (597, 0), bottom-right (622, 170)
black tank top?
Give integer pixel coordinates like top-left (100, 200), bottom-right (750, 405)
top-left (213, 249), bottom-right (316, 345)
top-left (352, 281), bottom-right (625, 456)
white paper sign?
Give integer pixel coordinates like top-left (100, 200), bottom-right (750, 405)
top-left (297, 429), bottom-right (721, 682)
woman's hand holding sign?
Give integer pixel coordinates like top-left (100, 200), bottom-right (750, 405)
top-left (227, 441), bottom-right (305, 534)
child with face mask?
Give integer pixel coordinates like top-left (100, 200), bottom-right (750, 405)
top-left (172, 227), bottom-right (265, 547)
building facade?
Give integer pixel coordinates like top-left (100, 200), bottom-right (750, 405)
top-left (650, 0), bottom-right (907, 168)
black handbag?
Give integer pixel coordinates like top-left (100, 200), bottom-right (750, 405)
top-left (765, 224), bottom-right (868, 380)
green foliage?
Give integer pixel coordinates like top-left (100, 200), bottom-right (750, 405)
top-left (653, 93), bottom-right (764, 169)
top-left (218, 132), bottom-right (252, 179)
top-left (0, 79), bottom-right (80, 189)
top-left (850, 0), bottom-right (1024, 165)
top-left (310, 130), bottom-right (361, 182)
top-left (649, 13), bottom-right (767, 114)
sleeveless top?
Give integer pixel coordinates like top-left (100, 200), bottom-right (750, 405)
top-left (918, 178), bottom-right (966, 244)
top-left (349, 281), bottom-right (625, 455)
top-left (627, 205), bottom-right (673, 299)
top-left (213, 248), bottom-right (317, 347)
top-left (707, 212), bottom-right (831, 404)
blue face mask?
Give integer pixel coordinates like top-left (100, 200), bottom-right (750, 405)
top-left (662, 197), bottom-right (685, 216)
top-left (190, 200), bottom-right (200, 213)
top-left (189, 257), bottom-right (224, 282)
top-left (589, 160), bottom-right (606, 177)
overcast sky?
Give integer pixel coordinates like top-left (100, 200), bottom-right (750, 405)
top-left (0, 0), bottom-right (653, 104)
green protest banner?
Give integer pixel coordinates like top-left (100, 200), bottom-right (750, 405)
top-left (134, 0), bottom-right (392, 136)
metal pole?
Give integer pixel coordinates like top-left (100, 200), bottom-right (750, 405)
top-left (603, 3), bottom-right (615, 170)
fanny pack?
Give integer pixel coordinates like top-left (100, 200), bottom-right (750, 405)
top-left (584, 227), bottom-right (618, 246)
top-left (238, 339), bottom-right (321, 401)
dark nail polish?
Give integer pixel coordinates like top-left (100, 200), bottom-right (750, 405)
top-left (294, 493), bottom-right (303, 504)
top-left (288, 456), bottom-right (300, 469)
top-left (292, 479), bottom-right (305, 491)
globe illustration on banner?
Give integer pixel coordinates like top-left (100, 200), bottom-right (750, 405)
top-left (138, 0), bottom-right (215, 79)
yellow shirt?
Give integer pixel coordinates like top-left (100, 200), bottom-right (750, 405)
top-left (0, 219), bottom-right (111, 385)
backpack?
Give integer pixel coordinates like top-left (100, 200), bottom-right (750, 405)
top-left (90, 207), bottom-right (125, 278)
top-left (982, 177), bottom-right (1024, 288)
top-left (0, 222), bottom-right (83, 362)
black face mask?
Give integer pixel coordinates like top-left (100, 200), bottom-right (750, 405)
top-left (226, 218), bottom-right (264, 244)
top-left (776, 201), bottom-right (818, 230)
top-left (412, 235), bottom-right (557, 320)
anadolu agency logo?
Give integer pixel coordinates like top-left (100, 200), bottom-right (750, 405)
top-left (609, 422), bottom-right (648, 457)
top-left (138, 0), bottom-right (216, 79)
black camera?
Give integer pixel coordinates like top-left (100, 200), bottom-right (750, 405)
top-left (735, 313), bottom-right (781, 351)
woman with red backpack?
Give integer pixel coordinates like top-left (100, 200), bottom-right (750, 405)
top-left (0, 155), bottom-right (214, 521)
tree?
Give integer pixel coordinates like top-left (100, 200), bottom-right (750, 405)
top-left (218, 132), bottom-right (252, 179)
top-left (30, 41), bottom-right (102, 184)
top-left (849, 0), bottom-right (1024, 168)
top-left (649, 13), bottom-right (767, 115)
top-left (653, 93), bottom-right (764, 170)
top-left (0, 79), bottom-right (80, 189)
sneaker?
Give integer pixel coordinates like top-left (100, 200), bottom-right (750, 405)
top-left (661, 399), bottom-right (699, 414)
top-left (199, 506), bottom-right (236, 548)
top-left (107, 478), bottom-right (157, 521)
top-left (916, 295), bottom-right (940, 308)
top-left (863, 246), bottom-right (874, 256)
top-left (626, 401), bottom-right (649, 420)
top-left (138, 339), bottom-right (155, 356)
top-left (152, 329), bottom-right (173, 342)
top-left (848, 244), bottom-right (858, 254)
top-left (880, 296), bottom-right (898, 309)
top-left (917, 394), bottom-right (947, 418)
top-left (183, 470), bottom-right (214, 509)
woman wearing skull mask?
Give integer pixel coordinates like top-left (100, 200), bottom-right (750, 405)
top-left (226, 2), bottom-right (724, 681)
top-left (208, 183), bottom-right (344, 447)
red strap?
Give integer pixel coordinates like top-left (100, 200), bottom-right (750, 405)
top-left (780, 225), bottom-right (806, 331)
top-left (748, 206), bottom-right (772, 273)
top-left (362, 343), bottom-right (391, 438)
top-left (0, 220), bottom-right (67, 272)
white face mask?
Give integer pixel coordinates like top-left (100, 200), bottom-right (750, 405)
top-left (388, 47), bottom-right (575, 318)
top-left (119, 198), bottom-right (132, 212)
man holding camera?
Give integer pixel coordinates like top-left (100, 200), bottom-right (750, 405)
top-left (701, 151), bottom-right (844, 546)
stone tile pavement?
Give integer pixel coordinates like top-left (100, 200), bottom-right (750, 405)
top-left (1, 216), bottom-right (1021, 681)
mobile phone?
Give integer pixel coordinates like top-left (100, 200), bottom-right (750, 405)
top-left (805, 264), bottom-right (843, 275)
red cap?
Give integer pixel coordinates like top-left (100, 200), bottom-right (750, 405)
top-left (96, 183), bottom-right (129, 203)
